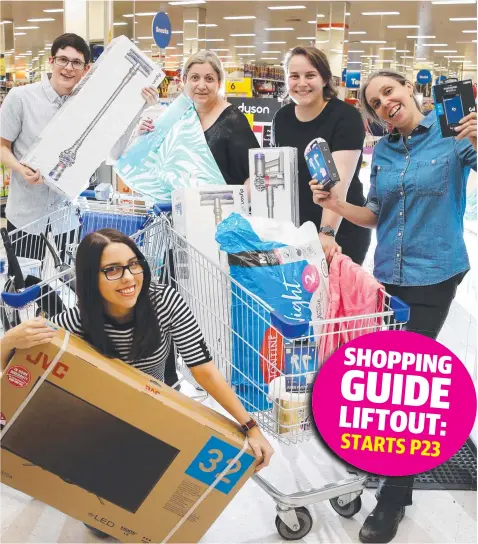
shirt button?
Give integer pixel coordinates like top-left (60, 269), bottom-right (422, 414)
top-left (406, 155), bottom-right (409, 160)
top-left (400, 191), bottom-right (404, 196)
top-left (400, 212), bottom-right (403, 216)
top-left (400, 173), bottom-right (404, 177)
top-left (396, 253), bottom-right (400, 257)
top-left (378, 166), bottom-right (381, 170)
top-left (408, 136), bottom-right (412, 140)
top-left (431, 159), bottom-right (436, 164)
top-left (398, 232), bottom-right (402, 236)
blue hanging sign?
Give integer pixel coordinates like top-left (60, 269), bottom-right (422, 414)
top-left (152, 12), bottom-right (172, 49)
top-left (417, 69), bottom-right (432, 85)
top-left (346, 71), bottom-right (361, 89)
top-left (435, 75), bottom-right (447, 85)
top-left (342, 68), bottom-right (347, 83)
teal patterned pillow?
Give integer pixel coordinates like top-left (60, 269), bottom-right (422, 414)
top-left (115, 93), bottom-right (226, 202)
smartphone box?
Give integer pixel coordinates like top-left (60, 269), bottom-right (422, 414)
top-left (304, 138), bottom-right (340, 191)
top-left (21, 36), bottom-right (165, 200)
top-left (0, 330), bottom-right (256, 543)
top-left (432, 79), bottom-right (476, 138)
top-left (249, 147), bottom-right (300, 227)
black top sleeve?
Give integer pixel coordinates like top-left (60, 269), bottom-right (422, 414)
top-left (329, 105), bottom-right (365, 153)
top-left (226, 108), bottom-right (259, 183)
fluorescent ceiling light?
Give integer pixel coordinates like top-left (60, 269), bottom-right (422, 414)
top-left (361, 12), bottom-right (400, 16)
top-left (123, 14), bottom-right (134, 18)
top-left (297, 36), bottom-right (316, 40)
top-left (0, 20), bottom-right (13, 24)
top-left (406, 35), bottom-right (436, 39)
top-left (230, 34), bottom-right (255, 37)
top-left (198, 38), bottom-right (225, 42)
top-left (27, 18), bottom-right (55, 22)
top-left (168, 54), bottom-right (183, 57)
top-left (171, 31), bottom-right (184, 34)
top-left (361, 40), bottom-right (387, 44)
top-left (15, 26), bottom-right (40, 30)
top-left (43, 8), bottom-right (63, 12)
top-left (14, 32), bottom-right (26, 36)
top-left (198, 23), bottom-right (217, 27)
top-left (268, 5), bottom-right (306, 10)
top-left (416, 57), bottom-right (428, 60)
top-left (360, 55), bottom-right (379, 58)
top-left (395, 50), bottom-right (410, 53)
top-left (184, 19), bottom-right (198, 23)
top-left (134, 12), bottom-right (157, 16)
top-left (432, 1), bottom-right (475, 4)
top-left (218, 55), bottom-right (233, 58)
top-left (210, 48), bottom-right (229, 51)
top-left (265, 28), bottom-right (294, 31)
top-left (45, 43), bottom-right (52, 47)
top-left (349, 31), bottom-right (367, 34)
top-left (177, 42), bottom-right (183, 45)
top-left (345, 12), bottom-right (350, 16)
top-left (263, 50), bottom-right (281, 53)
top-left (434, 49), bottom-right (458, 52)
top-left (261, 57), bottom-right (279, 60)
top-left (315, 40), bottom-right (329, 44)
top-left (349, 49), bottom-right (365, 52)
top-left (421, 43), bottom-right (448, 46)
top-left (113, 22), bottom-right (128, 26)
top-left (379, 47), bottom-right (396, 50)
top-left (451, 59), bottom-right (467, 62)
top-left (348, 61), bottom-right (362, 64)
top-left (240, 53), bottom-right (256, 56)
top-left (387, 25), bottom-right (420, 29)
top-left (223, 16), bottom-right (256, 20)
top-left (330, 49), bottom-right (342, 53)
top-left (264, 41), bottom-right (286, 44)
top-left (168, 0), bottom-right (206, 5)
top-left (462, 30), bottom-right (478, 33)
top-left (449, 17), bottom-right (477, 21)
top-left (165, 46), bottom-right (176, 50)
top-left (138, 36), bottom-right (153, 40)
top-left (234, 45), bottom-right (256, 48)
top-left (400, 56), bottom-right (415, 58)
top-left (444, 55), bottom-right (466, 57)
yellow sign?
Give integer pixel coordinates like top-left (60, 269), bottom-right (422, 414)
top-left (0, 56), bottom-right (5, 77)
top-left (226, 77), bottom-right (252, 97)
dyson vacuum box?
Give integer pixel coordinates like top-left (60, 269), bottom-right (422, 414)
top-left (0, 330), bottom-right (255, 543)
top-left (21, 36), bottom-right (164, 201)
top-left (249, 147), bottom-right (299, 227)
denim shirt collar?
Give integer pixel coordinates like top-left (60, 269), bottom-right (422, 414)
top-left (388, 111), bottom-right (436, 142)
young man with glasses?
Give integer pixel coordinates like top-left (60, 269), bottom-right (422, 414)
top-left (0, 33), bottom-right (158, 260)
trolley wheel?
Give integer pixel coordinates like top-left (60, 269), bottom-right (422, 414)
top-left (330, 496), bottom-right (362, 518)
top-left (275, 507), bottom-right (313, 541)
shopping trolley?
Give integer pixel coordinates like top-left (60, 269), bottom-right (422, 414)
top-left (0, 194), bottom-right (168, 330)
top-left (148, 216), bottom-right (410, 541)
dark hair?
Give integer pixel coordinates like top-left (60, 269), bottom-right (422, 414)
top-left (360, 70), bottom-right (422, 126)
top-left (75, 229), bottom-right (161, 361)
top-left (284, 46), bottom-right (338, 100)
top-left (51, 33), bottom-right (91, 64)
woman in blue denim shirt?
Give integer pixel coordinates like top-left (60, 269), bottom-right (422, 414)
top-left (310, 71), bottom-right (477, 544)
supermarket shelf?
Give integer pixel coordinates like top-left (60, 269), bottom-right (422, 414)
top-left (253, 77), bottom-right (284, 83)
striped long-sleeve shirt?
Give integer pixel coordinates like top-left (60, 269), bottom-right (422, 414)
top-left (50, 283), bottom-right (212, 381)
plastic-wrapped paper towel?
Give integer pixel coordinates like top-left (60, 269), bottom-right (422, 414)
top-left (216, 213), bottom-right (329, 412)
top-left (115, 93), bottom-right (226, 202)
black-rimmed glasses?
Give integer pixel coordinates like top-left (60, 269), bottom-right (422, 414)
top-left (53, 56), bottom-right (86, 71)
top-left (100, 260), bottom-right (145, 281)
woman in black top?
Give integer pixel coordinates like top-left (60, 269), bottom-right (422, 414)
top-left (272, 46), bottom-right (371, 265)
top-left (139, 50), bottom-right (258, 185)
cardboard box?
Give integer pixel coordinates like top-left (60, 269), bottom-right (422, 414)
top-left (432, 79), bottom-right (477, 138)
top-left (21, 36), bottom-right (164, 201)
top-left (0, 330), bottom-right (256, 543)
top-left (249, 147), bottom-right (300, 227)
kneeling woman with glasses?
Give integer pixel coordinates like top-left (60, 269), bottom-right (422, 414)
top-left (0, 229), bottom-right (274, 537)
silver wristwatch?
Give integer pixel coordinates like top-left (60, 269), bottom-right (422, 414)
top-left (319, 226), bottom-right (336, 237)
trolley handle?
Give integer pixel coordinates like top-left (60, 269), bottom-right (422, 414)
top-left (0, 228), bottom-right (25, 290)
top-left (270, 295), bottom-right (410, 339)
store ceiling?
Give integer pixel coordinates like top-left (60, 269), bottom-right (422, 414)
top-left (2, 0), bottom-right (477, 72)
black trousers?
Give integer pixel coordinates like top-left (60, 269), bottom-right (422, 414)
top-left (337, 224), bottom-right (371, 266)
top-left (375, 271), bottom-right (466, 507)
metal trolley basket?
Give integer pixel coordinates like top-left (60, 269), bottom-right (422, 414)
top-left (1, 212), bottom-right (409, 541)
top-left (140, 217), bottom-right (409, 540)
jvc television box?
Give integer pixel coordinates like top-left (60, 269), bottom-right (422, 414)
top-left (0, 329), bottom-right (256, 543)
top-left (21, 36), bottom-right (164, 201)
